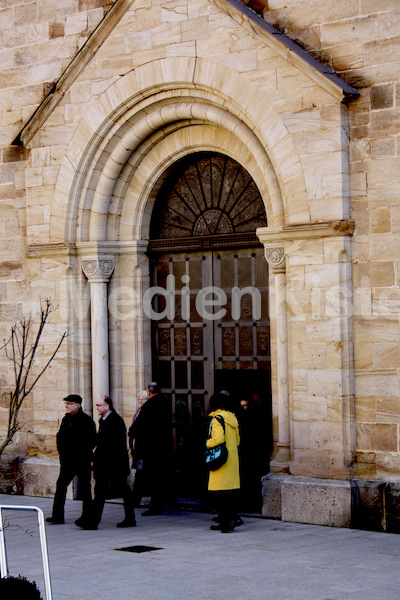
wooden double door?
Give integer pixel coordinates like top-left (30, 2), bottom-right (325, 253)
top-left (151, 247), bottom-right (271, 500)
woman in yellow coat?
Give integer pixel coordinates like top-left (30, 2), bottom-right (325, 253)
top-left (206, 392), bottom-right (241, 532)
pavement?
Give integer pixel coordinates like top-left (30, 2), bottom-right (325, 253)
top-left (0, 493), bottom-right (399, 600)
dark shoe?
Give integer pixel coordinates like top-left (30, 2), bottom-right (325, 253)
top-left (221, 520), bottom-right (237, 533)
top-left (142, 509), bottom-right (163, 516)
top-left (116, 519), bottom-right (136, 528)
top-left (46, 516), bottom-right (64, 524)
top-left (75, 519), bottom-right (98, 530)
top-left (236, 517), bottom-right (244, 527)
top-left (210, 523), bottom-right (222, 530)
top-left (81, 523), bottom-right (98, 530)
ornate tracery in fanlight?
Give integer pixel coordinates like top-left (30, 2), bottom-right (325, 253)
top-left (149, 152), bottom-right (267, 251)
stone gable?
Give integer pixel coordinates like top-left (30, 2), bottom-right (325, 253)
top-left (0, 0), bottom-right (399, 529)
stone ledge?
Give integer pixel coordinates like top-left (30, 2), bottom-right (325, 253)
top-left (261, 472), bottom-right (291, 519)
top-left (262, 473), bottom-right (400, 532)
top-left (19, 457), bottom-right (72, 500)
top-left (262, 473), bottom-right (352, 527)
top-left (282, 475), bottom-right (352, 527)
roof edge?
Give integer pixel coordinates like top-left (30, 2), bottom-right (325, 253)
top-left (13, 0), bottom-right (135, 147)
top-left (13, 0), bottom-right (359, 147)
top-left (214, 0), bottom-right (359, 102)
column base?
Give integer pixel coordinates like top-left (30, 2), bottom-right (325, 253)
top-left (269, 460), bottom-right (290, 474)
top-left (269, 442), bottom-right (290, 473)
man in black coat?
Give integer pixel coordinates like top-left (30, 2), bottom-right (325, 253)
top-left (79, 396), bottom-right (136, 530)
top-left (46, 394), bottom-right (96, 525)
top-left (129, 382), bottom-right (172, 516)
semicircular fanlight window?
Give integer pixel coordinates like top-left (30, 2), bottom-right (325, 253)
top-left (150, 152), bottom-right (267, 241)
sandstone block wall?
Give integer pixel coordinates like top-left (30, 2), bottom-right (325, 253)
top-left (259, 0), bottom-right (400, 481)
top-left (0, 0), bottom-right (398, 485)
top-left (0, 0), bottom-right (115, 456)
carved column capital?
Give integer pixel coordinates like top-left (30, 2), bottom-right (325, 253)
top-left (82, 255), bottom-right (115, 282)
top-left (264, 246), bottom-right (285, 271)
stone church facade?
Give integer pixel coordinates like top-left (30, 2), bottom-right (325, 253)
top-left (0, 0), bottom-right (399, 530)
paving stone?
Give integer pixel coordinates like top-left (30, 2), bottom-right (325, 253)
top-left (0, 494), bottom-right (399, 600)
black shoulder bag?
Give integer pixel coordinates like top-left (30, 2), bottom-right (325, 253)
top-left (204, 415), bottom-right (228, 471)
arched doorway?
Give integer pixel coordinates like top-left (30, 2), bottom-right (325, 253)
top-left (149, 152), bottom-right (272, 506)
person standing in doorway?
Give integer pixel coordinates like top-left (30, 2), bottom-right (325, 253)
top-left (207, 391), bottom-right (241, 533)
top-left (46, 395), bottom-right (96, 526)
top-left (237, 396), bottom-right (263, 511)
top-left (77, 396), bottom-right (136, 530)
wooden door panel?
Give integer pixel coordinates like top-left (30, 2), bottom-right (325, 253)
top-left (151, 247), bottom-right (270, 499)
top-left (213, 248), bottom-right (270, 376)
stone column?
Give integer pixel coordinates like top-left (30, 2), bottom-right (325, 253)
top-left (82, 255), bottom-right (115, 414)
top-left (264, 246), bottom-right (290, 472)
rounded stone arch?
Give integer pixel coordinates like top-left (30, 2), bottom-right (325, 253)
top-left (118, 124), bottom-right (276, 242)
top-left (52, 56), bottom-right (309, 243)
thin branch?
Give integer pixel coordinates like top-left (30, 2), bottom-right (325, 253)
top-left (0, 298), bottom-right (67, 457)
top-left (25, 331), bottom-right (67, 398)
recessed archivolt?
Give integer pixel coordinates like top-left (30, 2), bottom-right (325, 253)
top-left (115, 125), bottom-right (276, 242)
top-left (86, 101), bottom-right (286, 241)
top-left (53, 57), bottom-right (309, 243)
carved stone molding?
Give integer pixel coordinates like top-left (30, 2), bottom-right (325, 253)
top-left (264, 246), bottom-right (285, 268)
top-left (82, 255), bottom-right (115, 282)
top-left (257, 220), bottom-right (355, 244)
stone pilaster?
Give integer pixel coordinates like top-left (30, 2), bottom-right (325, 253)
top-left (82, 255), bottom-right (115, 415)
top-left (264, 245), bottom-right (290, 472)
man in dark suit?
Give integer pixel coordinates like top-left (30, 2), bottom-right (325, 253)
top-left (78, 396), bottom-right (136, 530)
top-left (130, 382), bottom-right (172, 516)
top-left (46, 394), bottom-right (96, 525)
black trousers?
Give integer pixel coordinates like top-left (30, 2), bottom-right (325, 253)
top-left (209, 489), bottom-right (240, 528)
top-left (92, 475), bottom-right (135, 525)
top-left (52, 463), bottom-right (92, 521)
top-left (144, 460), bottom-right (170, 511)
top-left (131, 468), bottom-right (147, 507)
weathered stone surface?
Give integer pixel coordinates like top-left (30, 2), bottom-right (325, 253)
top-left (376, 395), bottom-right (400, 422)
top-left (351, 480), bottom-right (385, 531)
top-left (281, 476), bottom-right (352, 527)
top-left (20, 457), bottom-right (70, 499)
top-left (2, 146), bottom-right (29, 163)
top-left (332, 43), bottom-right (363, 71)
top-left (386, 482), bottom-right (400, 533)
top-left (288, 0), bottom-right (359, 30)
top-left (371, 83), bottom-right (395, 109)
top-left (49, 22), bottom-right (65, 40)
top-left (0, 260), bottom-right (23, 280)
top-left (356, 423), bottom-right (398, 452)
top-left (0, 0), bottom-right (398, 530)
top-left (364, 35), bottom-right (400, 66)
top-left (377, 453), bottom-right (400, 481)
top-left (38, 0), bottom-right (80, 23)
top-left (78, 0), bottom-right (114, 10)
top-left (355, 452), bottom-right (377, 478)
top-left (261, 473), bottom-right (291, 519)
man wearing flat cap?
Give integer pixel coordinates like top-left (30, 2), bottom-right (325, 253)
top-left (46, 394), bottom-right (96, 525)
